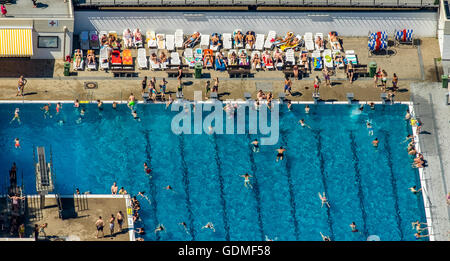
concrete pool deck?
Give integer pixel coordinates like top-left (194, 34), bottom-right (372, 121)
top-left (0, 195), bottom-right (134, 241)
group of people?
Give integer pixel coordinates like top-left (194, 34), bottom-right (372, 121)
top-left (94, 211), bottom-right (125, 239)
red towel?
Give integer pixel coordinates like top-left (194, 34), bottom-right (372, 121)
top-left (377, 31), bottom-right (381, 40)
top-left (375, 38), bottom-right (381, 51)
top-left (402, 29), bottom-right (406, 42)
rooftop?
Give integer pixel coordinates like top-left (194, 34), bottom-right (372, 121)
top-left (0, 0), bottom-right (73, 19)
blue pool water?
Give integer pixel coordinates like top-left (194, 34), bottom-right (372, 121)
top-left (0, 102), bottom-right (427, 241)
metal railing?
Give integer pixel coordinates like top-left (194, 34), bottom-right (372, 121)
top-left (73, 0), bottom-right (438, 7)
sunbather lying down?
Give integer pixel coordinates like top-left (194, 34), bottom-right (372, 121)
top-left (315, 36), bottom-right (324, 48)
top-left (100, 34), bottom-right (108, 46)
top-left (134, 29), bottom-right (142, 42)
top-left (273, 49), bottom-right (284, 63)
top-left (159, 52), bottom-right (168, 63)
top-left (74, 49), bottom-right (82, 67)
top-left (252, 53), bottom-right (261, 68)
top-left (239, 51), bottom-right (248, 65)
top-left (275, 32), bottom-right (294, 45)
top-left (246, 31), bottom-right (255, 46)
top-left (234, 31), bottom-right (244, 45)
top-left (124, 28), bottom-right (133, 46)
top-left (262, 51), bottom-right (273, 68)
top-left (229, 51), bottom-right (237, 65)
top-left (204, 53), bottom-right (213, 67)
top-left (211, 34), bottom-right (221, 47)
top-left (151, 53), bottom-right (160, 65)
top-left (184, 32), bottom-right (200, 48)
top-left (87, 50), bottom-right (95, 65)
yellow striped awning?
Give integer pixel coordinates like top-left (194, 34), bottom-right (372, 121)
top-left (0, 28), bottom-right (33, 57)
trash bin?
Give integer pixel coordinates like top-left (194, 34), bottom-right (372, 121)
top-left (368, 62), bottom-right (377, 78)
top-left (442, 75), bottom-right (448, 88)
top-left (64, 62), bottom-right (71, 76)
top-left (194, 63), bottom-right (202, 79)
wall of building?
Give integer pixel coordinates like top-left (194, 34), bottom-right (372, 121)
top-left (31, 31), bottom-right (73, 60)
top-left (74, 10), bottom-right (438, 37)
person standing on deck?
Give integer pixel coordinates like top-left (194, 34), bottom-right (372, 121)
top-left (95, 217), bottom-right (105, 238)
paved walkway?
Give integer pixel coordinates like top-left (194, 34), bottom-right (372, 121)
top-left (411, 82), bottom-right (450, 241)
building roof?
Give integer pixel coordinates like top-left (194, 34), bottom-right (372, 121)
top-left (0, 0), bottom-right (72, 19)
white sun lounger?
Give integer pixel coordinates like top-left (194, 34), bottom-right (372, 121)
top-left (251, 50), bottom-right (262, 69)
top-left (133, 29), bottom-right (144, 48)
top-left (146, 31), bottom-right (157, 48)
top-left (123, 29), bottom-right (134, 49)
top-left (80, 31), bottom-right (89, 50)
top-left (99, 47), bottom-right (109, 70)
top-left (170, 52), bottom-right (181, 67)
top-left (322, 49), bottom-right (333, 68)
top-left (273, 50), bottom-right (284, 69)
top-left (156, 34), bottom-right (165, 49)
top-left (99, 31), bottom-right (107, 47)
top-left (175, 29), bottom-right (184, 49)
top-left (345, 50), bottom-right (358, 65)
top-left (228, 49), bottom-right (237, 65)
top-left (137, 48), bottom-right (148, 69)
top-left (200, 34), bottom-right (210, 49)
top-left (73, 49), bottom-right (85, 71)
top-left (223, 33), bottom-right (232, 50)
top-left (86, 52), bottom-right (97, 71)
top-left (304, 32), bottom-right (314, 51)
top-left (184, 48), bottom-right (195, 68)
top-left (255, 34), bottom-right (265, 51)
top-left (148, 49), bottom-right (160, 70)
top-left (233, 29), bottom-right (244, 49)
top-left (166, 35), bottom-right (175, 51)
top-left (286, 49), bottom-right (295, 65)
top-left (264, 31), bottom-right (276, 49)
top-left (314, 33), bottom-right (325, 51)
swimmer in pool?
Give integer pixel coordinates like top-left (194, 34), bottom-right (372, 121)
top-left (240, 173), bottom-right (253, 189)
top-left (144, 162), bottom-right (152, 175)
top-left (405, 109), bottom-right (411, 120)
top-left (401, 134), bottom-right (414, 144)
top-left (10, 108), bottom-right (21, 124)
top-left (132, 110), bottom-right (141, 121)
top-left (412, 220), bottom-right (428, 233)
top-left (80, 108), bottom-right (85, 116)
top-left (112, 101), bottom-right (117, 110)
top-left (251, 139), bottom-right (259, 153)
top-left (56, 102), bottom-right (62, 114)
top-left (208, 126), bottom-right (213, 135)
top-left (409, 186), bottom-right (422, 194)
top-left (366, 120), bottom-right (373, 136)
top-left (299, 119), bottom-right (311, 129)
top-left (179, 222), bottom-right (190, 234)
top-left (128, 93), bottom-right (136, 110)
top-left (318, 192), bottom-right (330, 208)
top-left (138, 191), bottom-right (151, 205)
top-left (164, 185), bottom-right (175, 193)
top-left (74, 99), bottom-right (80, 108)
top-left (305, 105), bottom-right (310, 114)
top-left (320, 232), bottom-right (331, 241)
top-left (202, 222), bottom-right (215, 232)
top-left (350, 222), bottom-right (358, 232)
top-left (358, 105), bottom-right (364, 112)
top-left (372, 138), bottom-right (379, 148)
top-left (369, 102), bottom-right (375, 110)
top-left (165, 94), bottom-right (173, 109)
top-left (41, 104), bottom-right (51, 118)
top-left (276, 146), bottom-right (286, 162)
top-left (14, 138), bottom-right (20, 148)
top-left (154, 224), bottom-right (165, 233)
top-left (287, 100), bottom-right (292, 111)
top-left (97, 100), bottom-right (103, 110)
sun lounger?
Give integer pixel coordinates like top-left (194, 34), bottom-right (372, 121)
top-left (215, 52), bottom-right (226, 71)
top-left (223, 33), bottom-right (232, 50)
top-left (264, 31), bottom-right (276, 49)
top-left (122, 49), bottom-right (133, 68)
top-left (233, 29), bottom-right (244, 49)
top-left (194, 48), bottom-right (203, 63)
top-left (322, 49), bottom-right (333, 69)
top-left (73, 49), bottom-right (85, 71)
top-left (149, 49), bottom-right (160, 70)
top-left (251, 50), bottom-right (262, 69)
top-left (328, 31), bottom-right (342, 51)
top-left (304, 32), bottom-right (314, 51)
top-left (111, 49), bottom-right (122, 70)
top-left (273, 49), bottom-right (284, 69)
top-left (146, 31), bottom-right (157, 48)
top-left (238, 49), bottom-right (249, 66)
top-left (262, 50), bottom-right (274, 70)
top-left (175, 29), bottom-right (184, 49)
top-left (255, 34), bottom-right (265, 51)
top-left (166, 34), bottom-right (175, 51)
top-left (99, 47), bottom-right (110, 70)
top-left (312, 50), bottom-right (323, 70)
top-left (285, 49), bottom-right (295, 65)
top-left (210, 33), bottom-right (222, 51)
top-left (314, 33), bottom-right (325, 51)
top-left (170, 52), bottom-right (181, 67)
top-left (203, 49), bottom-right (214, 68)
top-left (99, 31), bottom-right (108, 47)
top-left (332, 50), bottom-right (344, 69)
top-left (80, 31), bottom-right (89, 50)
top-left (228, 49), bottom-right (238, 66)
top-left (157, 34), bottom-right (166, 49)
top-left (86, 50), bottom-right (97, 71)
top-left (89, 31), bottom-right (100, 50)
top-left (123, 29), bottom-right (134, 49)
top-left (137, 48), bottom-right (148, 69)
top-left (184, 48), bottom-right (196, 68)
top-left (245, 31), bottom-right (256, 50)
top-left (200, 34), bottom-right (210, 49)
top-left (345, 50), bottom-right (358, 65)
top-left (133, 29), bottom-right (144, 48)
top-left (160, 51), bottom-right (169, 70)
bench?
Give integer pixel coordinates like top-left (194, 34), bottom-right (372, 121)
top-left (111, 70), bottom-right (139, 78)
top-left (283, 66), bottom-right (307, 78)
top-left (167, 68), bottom-right (193, 78)
top-left (227, 68), bottom-right (251, 78)
top-left (353, 64), bottom-right (368, 76)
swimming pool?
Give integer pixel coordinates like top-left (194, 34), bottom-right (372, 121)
top-left (0, 102), bottom-right (427, 241)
